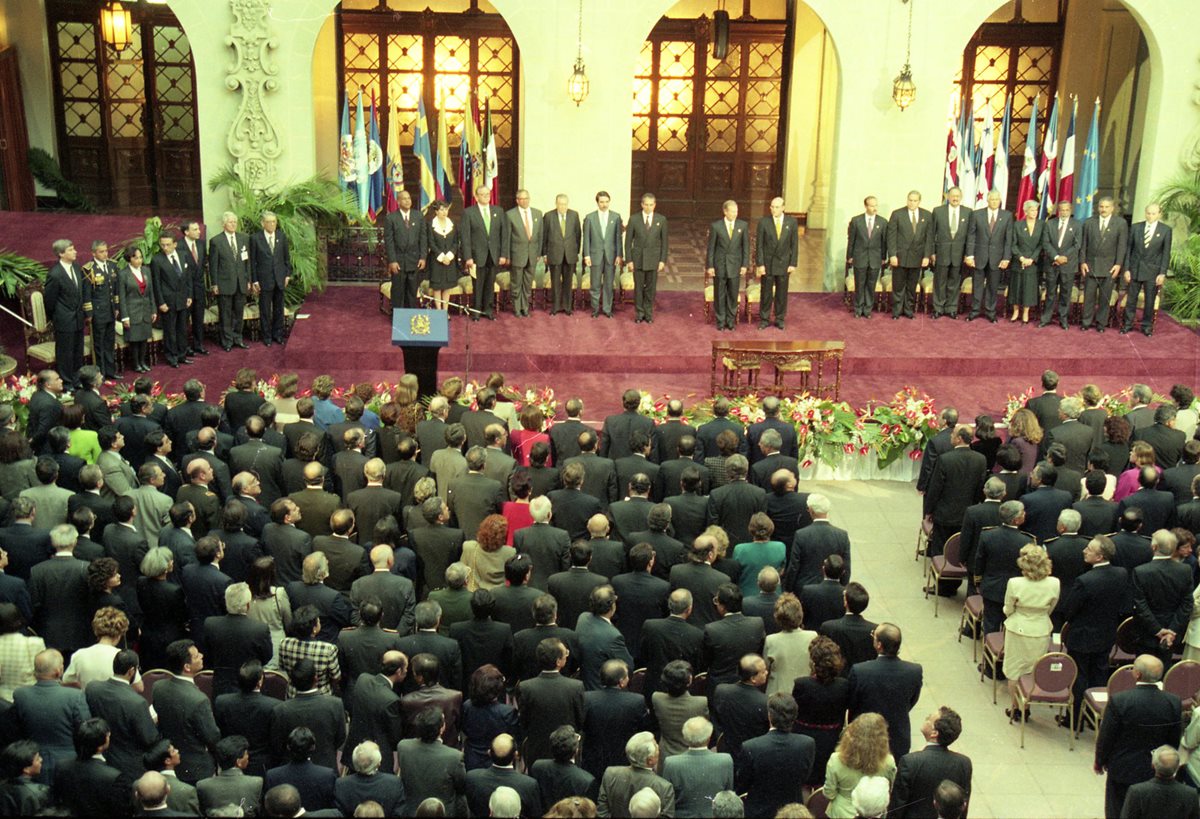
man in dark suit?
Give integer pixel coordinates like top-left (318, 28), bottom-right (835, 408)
top-left (1122, 202), bottom-right (1172, 336)
top-left (916, 408), bottom-right (957, 494)
top-left (209, 212), bottom-right (252, 350)
top-left (248, 211), bottom-right (291, 346)
top-left (1162, 440), bottom-right (1200, 504)
top-left (460, 183), bottom-right (510, 321)
top-left (575, 585), bottom-right (634, 690)
top-left (547, 541), bottom-right (608, 631)
top-left (265, 732), bottom-right (338, 811)
top-left (929, 186), bottom-right (970, 319)
top-left (702, 583), bottom-right (765, 694)
top-left (923, 426), bottom-right (987, 560)
top-left (658, 436), bottom-right (708, 500)
top-left (154, 640), bottom-right (221, 783)
top-left (396, 708), bottom-right (468, 814)
top-left (609, 474), bottom-right (654, 543)
top-left (543, 194), bottom-right (583, 315)
top-left (2, 498), bottom-right (52, 581)
top-left (581, 659), bottom-right (647, 779)
top-left (666, 466), bottom-right (709, 546)
top-left (1119, 465), bottom-right (1178, 533)
top-left (600, 390), bottom-right (656, 462)
top-left (349, 547), bottom-right (416, 633)
top-left (563, 431), bottom-right (619, 509)
top-left (1047, 396), bottom-right (1095, 473)
top-left (1131, 405), bottom-right (1187, 470)
top-left (694, 398), bottom-right (748, 462)
top-left (596, 733), bottom-right (676, 817)
top-left (652, 401), bottom-right (696, 466)
top-left (178, 221), bottom-right (209, 357)
top-left (740, 693), bottom-right (815, 816)
top-left (1080, 195), bottom-right (1130, 332)
top-left (582, 191), bottom-right (624, 318)
top-left (83, 649), bottom-right (159, 780)
top-left (548, 463), bottom-right (604, 542)
top-left (964, 190), bottom-right (1014, 322)
top-left (203, 581), bottom-right (273, 695)
top-left (56, 718), bottom-right (134, 816)
top-left (465, 733), bottom-right (542, 817)
top-left (215, 660), bottom-right (280, 777)
top-left (638, 589), bottom-right (703, 699)
top-left (506, 189), bottom-right (543, 318)
top-left (548, 398), bottom-right (589, 463)
top-left (610, 544), bottom-right (671, 664)
top-left (885, 190), bottom-right (933, 320)
top-left (669, 535), bottom-right (729, 626)
top-left (383, 189), bottom-right (427, 309)
top-left (269, 659), bottom-right (346, 770)
top-left (846, 196), bottom-right (887, 319)
top-left (447, 447), bottom-right (503, 539)
top-left (397, 603), bottom-right (462, 691)
top-left (31, 528), bottom-right (93, 655)
top-left (44, 240), bottom-right (86, 388)
top-left (1111, 508), bottom-right (1154, 570)
top-left (516, 637), bottom-right (585, 766)
top-left (1064, 536), bottom-right (1132, 723)
top-left (1045, 510), bottom-right (1092, 630)
top-left (1131, 529), bottom-right (1193, 662)
top-left (819, 582), bottom-right (878, 670)
top-left (1119, 746), bottom-right (1199, 819)
top-left (889, 706), bottom-right (973, 819)
top-left (81, 241), bottom-right (121, 380)
top-left (1020, 463), bottom-right (1074, 542)
top-left (624, 192), bottom-right (669, 324)
top-left (848, 623), bottom-right (923, 758)
top-left (754, 196), bottom-right (799, 329)
top-left (712, 654), bottom-right (769, 761)
top-left (706, 455), bottom-right (766, 545)
top-left (338, 599), bottom-right (404, 704)
top-left (800, 555), bottom-right (847, 631)
top-left (25, 370), bottom-right (65, 454)
top-left (783, 493), bottom-right (850, 592)
top-left (289, 465), bottom-right (341, 539)
top-left (347, 460), bottom-right (404, 546)
top-left (512, 594), bottom-right (579, 681)
top-left (450, 589), bottom-right (514, 686)
top-left (196, 736), bottom-right (265, 816)
top-left (182, 535), bottom-right (233, 646)
top-left (1075, 472), bottom-right (1120, 537)
top-left (976, 501), bottom-right (1037, 636)
top-left (343, 650), bottom-right (406, 774)
top-left (750, 429), bottom-right (799, 489)
top-left (262, 498), bottom-right (313, 585)
top-left (1096, 654), bottom-right (1182, 817)
top-left (286, 552), bottom-right (354, 644)
top-left (531, 726), bottom-right (595, 807)
top-left (514, 496), bottom-right (570, 590)
top-left (747, 396), bottom-right (798, 463)
top-left (705, 199), bottom-right (750, 331)
top-left (1041, 199), bottom-right (1082, 328)
top-left (150, 234), bottom-right (192, 368)
top-left (229, 418), bottom-right (285, 506)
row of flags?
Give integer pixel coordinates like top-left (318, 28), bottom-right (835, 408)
top-left (944, 90), bottom-right (1101, 220)
top-left (338, 88), bottom-right (500, 222)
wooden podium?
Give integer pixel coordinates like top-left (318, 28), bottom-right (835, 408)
top-left (391, 308), bottom-right (449, 398)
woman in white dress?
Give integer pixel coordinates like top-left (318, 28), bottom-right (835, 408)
top-left (1002, 544), bottom-right (1060, 721)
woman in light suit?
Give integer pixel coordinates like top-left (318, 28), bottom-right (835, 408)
top-left (764, 592), bottom-right (817, 697)
top-left (117, 246), bottom-right (157, 372)
top-left (1002, 544), bottom-right (1060, 720)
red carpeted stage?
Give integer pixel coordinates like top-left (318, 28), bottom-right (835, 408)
top-left (11, 283), bottom-right (1183, 421)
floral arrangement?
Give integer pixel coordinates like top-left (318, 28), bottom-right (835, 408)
top-left (0, 374), bottom-right (37, 432)
top-left (453, 380), bottom-right (559, 424)
top-left (1003, 385), bottom-right (1175, 424)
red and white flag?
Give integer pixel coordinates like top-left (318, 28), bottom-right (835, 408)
top-left (1015, 94), bottom-right (1039, 213)
top-left (1056, 96), bottom-right (1078, 207)
top-left (1036, 93), bottom-right (1060, 218)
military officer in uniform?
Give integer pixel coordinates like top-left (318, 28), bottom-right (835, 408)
top-left (82, 240), bottom-right (121, 381)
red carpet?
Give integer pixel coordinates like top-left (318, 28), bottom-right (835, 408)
top-left (8, 283), bottom-right (1189, 422)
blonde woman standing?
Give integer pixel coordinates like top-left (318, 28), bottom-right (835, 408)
top-left (824, 712), bottom-right (896, 818)
top-left (1002, 544), bottom-right (1060, 721)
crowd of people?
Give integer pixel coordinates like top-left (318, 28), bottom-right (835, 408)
top-left (919, 370), bottom-right (1200, 818)
top-left (0, 369), bottom-right (992, 817)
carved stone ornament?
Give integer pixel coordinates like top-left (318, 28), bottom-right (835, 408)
top-left (225, 0), bottom-right (282, 191)
top-left (1185, 55), bottom-right (1200, 173)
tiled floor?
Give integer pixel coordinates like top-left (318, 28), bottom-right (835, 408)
top-left (811, 479), bottom-right (1105, 818)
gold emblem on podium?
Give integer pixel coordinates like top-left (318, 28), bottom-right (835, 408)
top-left (410, 314), bottom-right (432, 336)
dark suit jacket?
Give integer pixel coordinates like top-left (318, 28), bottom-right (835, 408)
top-left (964, 207), bottom-right (1014, 268)
top-left (335, 770), bottom-right (407, 817)
top-left (800, 578), bottom-right (846, 631)
top-left (548, 419), bottom-right (590, 464)
top-left (706, 480), bottom-right (767, 545)
top-left (336, 624), bottom-right (403, 704)
top-left (384, 208), bottom-right (429, 269)
top-left (706, 218), bottom-right (750, 277)
top-left (712, 681), bottom-right (768, 759)
top-left (1126, 220), bottom-right (1173, 281)
top-left (396, 631), bottom-right (463, 691)
top-left (182, 562), bottom-right (232, 643)
top-left (1021, 485), bottom-right (1075, 542)
top-left (265, 761), bottom-right (337, 811)
top-left (703, 613), bottom-right (766, 690)
top-left (614, 455), bottom-right (661, 501)
top-left (1111, 531), bottom-right (1154, 570)
top-left (1042, 214), bottom-right (1082, 270)
top-left (575, 612), bottom-right (634, 691)
top-left (465, 764), bottom-right (542, 818)
top-left (1132, 557), bottom-right (1194, 647)
top-left (563, 453), bottom-right (619, 507)
top-left (29, 555), bottom-right (92, 654)
top-left (740, 730), bottom-right (815, 816)
top-left (1120, 777), bottom-right (1200, 819)
top-left (215, 691), bottom-right (279, 776)
top-left (248, 229), bottom-right (291, 290)
top-left (451, 617), bottom-right (514, 686)
top-left (1074, 496), bottom-right (1119, 538)
top-left (666, 492), bottom-right (709, 547)
top-left (229, 441), bottom-right (285, 505)
top-left (150, 250), bottom-right (190, 311)
top-left (784, 521), bottom-right (851, 592)
top-left (1045, 533), bottom-right (1091, 621)
top-left (350, 571), bottom-right (416, 633)
top-left (196, 768), bottom-right (263, 817)
top-left (1118, 486), bottom-right (1177, 533)
top-left (154, 676), bottom-right (220, 782)
top-left (270, 691), bottom-right (346, 770)
top-left (930, 203), bottom-right (970, 266)
top-left (848, 654), bottom-right (923, 757)
top-left (447, 472), bottom-right (504, 540)
top-left (694, 417), bottom-right (748, 462)
top-left (56, 757), bottom-right (132, 816)
top-left (655, 421), bottom-right (699, 466)
top-left (1063, 563), bottom-right (1132, 653)
top-left (1081, 214), bottom-right (1130, 273)
top-left (44, 261), bottom-right (86, 333)
top-left (924, 446), bottom-right (987, 526)
top-left (514, 523), bottom-right (571, 591)
top-left (587, 538), bottom-right (627, 580)
top-left (347, 485), bottom-right (404, 546)
top-left (2, 523), bottom-right (52, 581)
top-left (400, 684), bottom-right (463, 749)
top-left (286, 581), bottom-right (353, 643)
top-left (1162, 463), bottom-right (1200, 505)
top-left (547, 488), bottom-right (603, 543)
top-left (819, 613), bottom-right (878, 669)
top-left (1131, 423), bottom-right (1186, 470)
top-left (209, 230), bottom-right (251, 295)
top-left (83, 677), bottom-right (160, 780)
top-left (531, 758), bottom-right (596, 806)
top-left (976, 526), bottom-right (1037, 601)
top-left (548, 568), bottom-right (609, 633)
top-left (886, 207), bottom-right (934, 268)
top-left (262, 523), bottom-right (312, 585)
top-left (610, 497), bottom-right (653, 546)
top-left (847, 212), bottom-right (887, 271)
top-left (516, 670), bottom-right (586, 764)
top-left (668, 561), bottom-right (728, 626)
top-left (345, 673), bottom-right (405, 771)
top-left (1048, 419), bottom-right (1095, 474)
top-left (396, 737), bottom-right (466, 814)
top-left (460, 203), bottom-right (510, 267)
top-left (581, 687), bottom-right (648, 778)
top-left (543, 209), bottom-right (582, 265)
top-left (750, 453), bottom-right (800, 488)
top-left (490, 584), bottom-right (542, 634)
top-left (624, 212), bottom-right (669, 270)
top-left (917, 428), bottom-right (953, 493)
top-left (1096, 684), bottom-right (1182, 785)
top-left (203, 614), bottom-right (273, 695)
top-left (611, 572), bottom-right (670, 663)
top-left (889, 744), bottom-right (973, 819)
top-left (756, 214), bottom-right (800, 275)
top-left (409, 524), bottom-right (464, 595)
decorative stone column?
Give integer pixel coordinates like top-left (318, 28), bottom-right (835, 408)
top-left (226, 0), bottom-right (282, 192)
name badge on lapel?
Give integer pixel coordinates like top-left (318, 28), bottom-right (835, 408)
top-left (241, 248), bottom-right (249, 261)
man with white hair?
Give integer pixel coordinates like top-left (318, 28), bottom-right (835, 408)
top-left (662, 716), bottom-right (733, 817)
top-left (287, 551), bottom-right (354, 643)
top-left (514, 495), bottom-right (570, 591)
top-left (1044, 509), bottom-right (1090, 630)
top-left (203, 581), bottom-right (273, 697)
top-left (334, 741), bottom-right (407, 817)
top-left (1046, 397), bottom-right (1093, 473)
top-left (1131, 529), bottom-right (1193, 663)
top-left (249, 210), bottom-right (291, 347)
top-left (851, 775), bottom-right (892, 818)
top-left (209, 210), bottom-right (250, 350)
top-left (1119, 745), bottom-right (1198, 817)
top-left (782, 493), bottom-right (851, 593)
top-left (596, 731), bottom-right (675, 818)
top-left (488, 785), bottom-right (522, 818)
top-left (416, 396), bottom-right (450, 467)
top-left (628, 787), bottom-right (662, 819)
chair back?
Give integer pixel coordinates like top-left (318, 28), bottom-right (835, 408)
top-left (1164, 660), bottom-right (1200, 703)
top-left (805, 788), bottom-right (830, 819)
top-left (689, 672), bottom-right (708, 697)
top-left (262, 670), bottom-right (289, 700)
top-left (1114, 617), bottom-right (1139, 655)
top-left (139, 669), bottom-right (173, 705)
top-left (628, 668), bottom-right (647, 695)
top-left (193, 670), bottom-right (214, 702)
top-left (1032, 652), bottom-right (1077, 695)
top-left (1105, 664), bottom-right (1137, 696)
top-left (942, 532), bottom-right (964, 567)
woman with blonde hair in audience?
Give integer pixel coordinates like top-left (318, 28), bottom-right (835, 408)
top-left (63, 606), bottom-right (143, 691)
top-left (703, 524), bottom-right (744, 584)
top-left (395, 373), bottom-right (424, 435)
top-left (764, 592), bottom-right (817, 697)
top-left (460, 514), bottom-right (516, 591)
top-left (1002, 544), bottom-right (1059, 722)
top-left (1005, 408), bottom-right (1042, 475)
top-left (823, 712), bottom-right (896, 818)
top-left (1114, 440), bottom-right (1160, 501)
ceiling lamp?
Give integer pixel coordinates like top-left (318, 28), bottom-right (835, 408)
top-left (892, 0), bottom-right (916, 111)
top-left (100, 1), bottom-right (133, 53)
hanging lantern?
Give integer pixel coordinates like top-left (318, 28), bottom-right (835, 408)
top-left (100, 1), bottom-right (133, 53)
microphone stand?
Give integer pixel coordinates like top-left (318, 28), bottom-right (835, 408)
top-left (417, 291), bottom-right (482, 382)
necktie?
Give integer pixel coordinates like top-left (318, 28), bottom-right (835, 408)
top-left (989, 211), bottom-right (996, 234)
top-left (645, 214), bottom-right (651, 229)
top-left (67, 265), bottom-right (76, 287)
top-left (171, 254), bottom-right (181, 275)
top-left (560, 213), bottom-right (566, 237)
top-left (910, 210), bottom-right (917, 229)
top-left (403, 211), bottom-right (409, 226)
top-left (867, 217), bottom-right (873, 236)
top-left (228, 233), bottom-right (236, 250)
top-left (950, 209), bottom-right (958, 235)
top-left (1144, 224), bottom-right (1153, 247)
top-left (1101, 217), bottom-right (1108, 233)
top-left (268, 233), bottom-right (275, 253)
top-left (726, 221), bottom-right (733, 239)
top-left (775, 218), bottom-right (781, 239)
top-left (523, 209), bottom-right (532, 240)
top-left (600, 213), bottom-right (607, 238)
top-left (482, 206), bottom-right (491, 231)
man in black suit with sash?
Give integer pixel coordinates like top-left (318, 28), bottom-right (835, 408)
top-left (964, 189), bottom-right (1014, 323)
top-left (384, 189), bottom-right (427, 310)
top-left (706, 200), bottom-right (749, 331)
top-left (754, 196), bottom-right (799, 329)
top-left (885, 190), bottom-right (933, 320)
top-left (460, 183), bottom-right (509, 321)
top-left (624, 192), bottom-right (669, 324)
top-left (179, 221), bottom-right (209, 357)
top-left (544, 194), bottom-right (582, 316)
top-left (81, 240), bottom-right (121, 381)
top-left (44, 239), bottom-right (86, 390)
top-left (847, 196), bottom-right (887, 319)
top-left (1080, 195), bottom-right (1129, 332)
top-left (208, 211), bottom-right (251, 351)
top-left (150, 235), bottom-right (192, 368)
top-left (1041, 200), bottom-right (1082, 328)
top-left (1122, 202), bottom-right (1172, 336)
top-left (249, 211), bottom-right (291, 346)
top-left (930, 186), bottom-right (970, 319)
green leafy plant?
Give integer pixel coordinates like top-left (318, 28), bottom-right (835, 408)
top-left (28, 148), bottom-right (95, 212)
top-left (208, 167), bottom-right (359, 307)
top-left (112, 217), bottom-right (178, 263)
top-left (0, 250), bottom-right (47, 298)
top-left (1156, 171), bottom-right (1200, 322)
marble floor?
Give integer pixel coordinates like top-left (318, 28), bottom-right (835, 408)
top-left (811, 479), bottom-right (1105, 819)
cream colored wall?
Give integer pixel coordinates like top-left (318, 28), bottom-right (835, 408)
top-left (0, 0), bottom-right (57, 194)
top-left (782, 8), bottom-right (836, 227)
